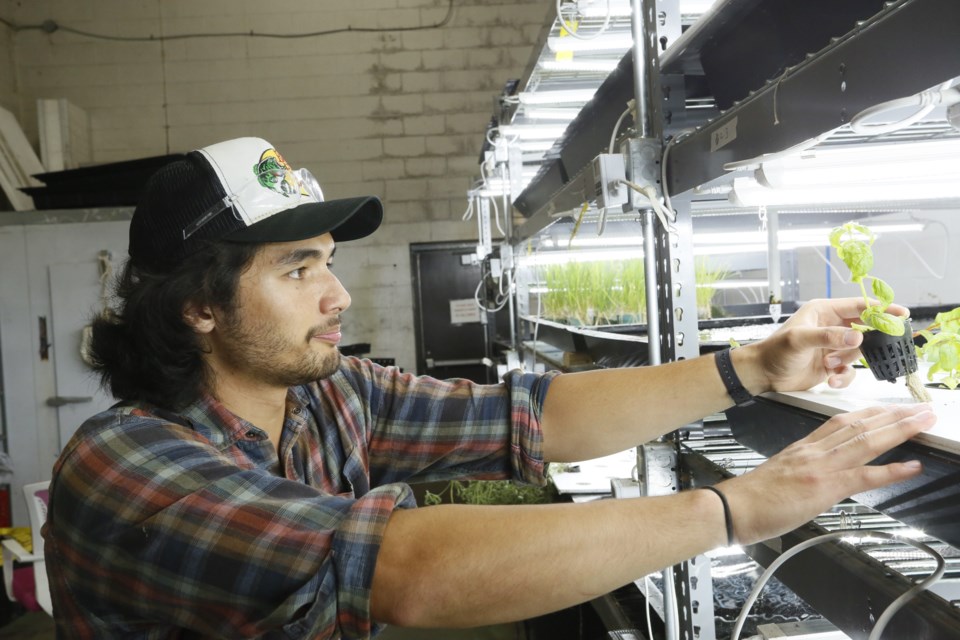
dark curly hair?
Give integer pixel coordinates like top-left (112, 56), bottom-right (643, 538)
top-left (89, 241), bottom-right (260, 410)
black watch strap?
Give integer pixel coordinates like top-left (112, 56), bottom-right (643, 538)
top-left (715, 348), bottom-right (755, 407)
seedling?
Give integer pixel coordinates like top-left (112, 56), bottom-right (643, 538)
top-left (828, 222), bottom-right (904, 336)
top-left (423, 480), bottom-right (551, 506)
top-left (695, 258), bottom-right (729, 320)
top-left (829, 222), bottom-right (929, 402)
top-left (541, 259), bottom-right (647, 326)
top-left (917, 307), bottom-right (960, 389)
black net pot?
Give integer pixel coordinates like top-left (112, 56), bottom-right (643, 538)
top-left (860, 319), bottom-right (918, 383)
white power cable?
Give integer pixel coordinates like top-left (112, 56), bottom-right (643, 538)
top-left (850, 84), bottom-right (960, 137)
top-left (730, 530), bottom-right (946, 640)
top-left (555, 0), bottom-right (613, 40)
top-left (897, 236), bottom-right (948, 281)
top-left (644, 574), bottom-right (655, 640)
top-left (609, 105), bottom-right (633, 154)
top-left (489, 194), bottom-right (506, 237)
top-left (618, 179), bottom-right (677, 231)
top-left (661, 130), bottom-right (694, 218)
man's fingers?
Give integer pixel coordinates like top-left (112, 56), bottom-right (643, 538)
top-left (805, 406), bottom-right (896, 443)
top-left (787, 326), bottom-right (864, 355)
top-left (825, 365), bottom-right (857, 389)
top-left (839, 459), bottom-right (925, 497)
top-left (820, 407), bottom-right (936, 463)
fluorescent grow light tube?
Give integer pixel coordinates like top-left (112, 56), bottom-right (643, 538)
top-left (547, 32), bottom-right (634, 53)
top-left (522, 107), bottom-right (582, 121)
top-left (538, 59), bottom-right (620, 73)
top-left (757, 139), bottom-right (960, 190)
top-left (729, 177), bottom-right (960, 207)
top-left (538, 223), bottom-right (923, 251)
top-left (574, 0), bottom-right (719, 18)
top-left (517, 89), bottom-right (598, 105)
top-left (498, 124), bottom-right (569, 140)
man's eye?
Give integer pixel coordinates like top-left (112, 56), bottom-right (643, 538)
top-left (289, 267), bottom-right (306, 279)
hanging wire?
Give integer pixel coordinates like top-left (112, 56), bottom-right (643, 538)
top-left (0, 0), bottom-right (454, 41)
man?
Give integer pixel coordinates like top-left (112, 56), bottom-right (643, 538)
top-left (44, 136), bottom-right (935, 639)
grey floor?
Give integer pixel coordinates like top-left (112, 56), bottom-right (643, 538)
top-left (0, 613), bottom-right (521, 639)
top-left (0, 611), bottom-right (55, 640)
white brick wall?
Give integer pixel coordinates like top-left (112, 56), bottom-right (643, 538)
top-left (0, 7), bottom-right (20, 120)
top-left (5, 0), bottom-right (548, 371)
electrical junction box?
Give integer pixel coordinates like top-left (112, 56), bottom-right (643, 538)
top-left (589, 153), bottom-right (628, 211)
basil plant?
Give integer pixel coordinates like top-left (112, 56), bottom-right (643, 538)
top-left (829, 222), bottom-right (905, 336)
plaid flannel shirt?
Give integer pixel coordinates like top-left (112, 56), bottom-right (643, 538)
top-left (44, 357), bottom-right (557, 639)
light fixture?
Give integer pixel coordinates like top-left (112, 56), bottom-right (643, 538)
top-left (546, 33), bottom-right (634, 53)
top-left (538, 59), bottom-right (620, 73)
top-left (574, 0), bottom-right (719, 18)
top-left (727, 139), bottom-right (960, 206)
top-left (516, 248), bottom-right (643, 266)
top-left (693, 223), bottom-right (924, 250)
top-left (756, 139), bottom-right (960, 189)
top-left (521, 107), bottom-right (583, 120)
top-left (729, 177), bottom-right (960, 207)
top-left (498, 124), bottom-right (569, 140)
top-left (519, 139), bottom-right (556, 152)
top-left (574, 0), bottom-right (632, 18)
top-left (517, 88), bottom-right (598, 105)
top-left (539, 236), bottom-right (642, 249)
top-left (534, 222), bottom-right (922, 254)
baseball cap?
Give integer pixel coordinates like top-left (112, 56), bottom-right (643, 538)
top-left (129, 137), bottom-right (383, 271)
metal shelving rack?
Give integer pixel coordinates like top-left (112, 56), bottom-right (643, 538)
top-left (475, 0), bottom-right (960, 638)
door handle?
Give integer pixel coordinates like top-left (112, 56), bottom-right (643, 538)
top-left (426, 358), bottom-right (491, 368)
top-left (46, 396), bottom-right (93, 407)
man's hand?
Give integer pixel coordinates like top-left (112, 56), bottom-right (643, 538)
top-left (716, 403), bottom-right (935, 545)
top-left (740, 297), bottom-right (910, 394)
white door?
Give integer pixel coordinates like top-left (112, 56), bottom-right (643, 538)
top-left (48, 261), bottom-right (120, 450)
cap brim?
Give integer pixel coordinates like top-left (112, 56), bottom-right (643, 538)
top-left (225, 196), bottom-right (383, 244)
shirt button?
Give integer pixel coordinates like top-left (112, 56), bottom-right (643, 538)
top-left (245, 430), bottom-right (258, 439)
top-left (293, 407), bottom-right (302, 415)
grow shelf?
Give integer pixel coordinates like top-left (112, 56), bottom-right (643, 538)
top-left (520, 316), bottom-right (649, 369)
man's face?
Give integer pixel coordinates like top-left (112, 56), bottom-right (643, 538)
top-left (209, 232), bottom-right (350, 388)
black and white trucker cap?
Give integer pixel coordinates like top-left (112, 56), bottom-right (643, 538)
top-left (129, 137), bottom-right (383, 271)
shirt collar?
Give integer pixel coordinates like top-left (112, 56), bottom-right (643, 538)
top-left (179, 388), bottom-right (312, 445)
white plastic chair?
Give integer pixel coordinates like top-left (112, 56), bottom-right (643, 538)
top-left (2, 481), bottom-right (52, 615)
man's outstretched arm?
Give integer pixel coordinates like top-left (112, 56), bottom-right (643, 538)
top-left (370, 403), bottom-right (933, 628)
top-left (539, 297), bottom-right (899, 462)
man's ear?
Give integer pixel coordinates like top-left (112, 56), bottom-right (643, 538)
top-left (183, 301), bottom-right (216, 335)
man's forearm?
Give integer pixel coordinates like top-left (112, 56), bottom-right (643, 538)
top-left (370, 489), bottom-right (725, 628)
top-left (539, 346), bottom-right (766, 462)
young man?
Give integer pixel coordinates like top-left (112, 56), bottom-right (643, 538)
top-left (44, 137), bottom-right (935, 639)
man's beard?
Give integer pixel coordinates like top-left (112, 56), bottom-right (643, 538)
top-left (216, 313), bottom-right (343, 388)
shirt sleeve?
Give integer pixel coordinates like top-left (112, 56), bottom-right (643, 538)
top-left (46, 413), bottom-right (416, 640)
top-left (330, 358), bottom-right (560, 487)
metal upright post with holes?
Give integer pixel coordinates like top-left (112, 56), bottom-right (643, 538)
top-left (628, 0), bottom-right (712, 638)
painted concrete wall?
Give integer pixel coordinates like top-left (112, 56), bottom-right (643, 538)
top-left (3, 0), bottom-right (544, 372)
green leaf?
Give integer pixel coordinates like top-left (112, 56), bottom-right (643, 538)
top-left (838, 240), bottom-right (873, 282)
top-left (870, 277), bottom-right (895, 308)
top-left (828, 227), bottom-right (846, 251)
top-left (935, 307), bottom-right (960, 334)
top-left (941, 341), bottom-right (960, 371)
top-left (861, 307), bottom-right (904, 335)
